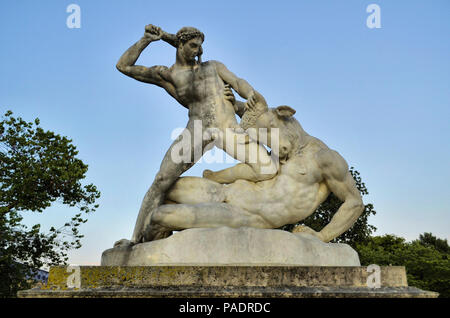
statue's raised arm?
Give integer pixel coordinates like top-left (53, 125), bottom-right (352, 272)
top-left (116, 24), bottom-right (181, 104)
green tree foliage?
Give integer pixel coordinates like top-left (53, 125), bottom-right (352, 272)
top-left (417, 232), bottom-right (450, 254)
top-left (355, 233), bottom-right (450, 298)
top-left (283, 167), bottom-right (376, 246)
top-left (0, 110), bottom-right (100, 297)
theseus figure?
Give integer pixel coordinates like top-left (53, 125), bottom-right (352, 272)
top-left (115, 25), bottom-right (277, 245)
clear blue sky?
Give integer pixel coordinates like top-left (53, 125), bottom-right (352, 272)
top-left (1, 0), bottom-right (449, 265)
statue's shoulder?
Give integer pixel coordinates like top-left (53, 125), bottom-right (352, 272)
top-left (203, 60), bottom-right (223, 67)
top-left (200, 61), bottom-right (221, 74)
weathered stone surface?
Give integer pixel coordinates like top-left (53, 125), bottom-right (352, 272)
top-left (18, 286), bottom-right (439, 298)
top-left (102, 228), bottom-right (360, 266)
top-left (116, 25), bottom-right (365, 246)
top-left (17, 265), bottom-right (439, 298)
top-left (44, 265), bottom-right (407, 288)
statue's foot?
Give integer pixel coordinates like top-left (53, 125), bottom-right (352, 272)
top-left (144, 223), bottom-right (173, 242)
top-left (203, 169), bottom-right (214, 179)
top-left (203, 169), bottom-right (222, 183)
top-left (113, 239), bottom-right (135, 248)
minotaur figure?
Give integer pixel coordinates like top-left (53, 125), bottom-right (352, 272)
top-left (143, 95), bottom-right (365, 243)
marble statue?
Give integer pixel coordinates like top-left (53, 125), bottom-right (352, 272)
top-left (114, 24), bottom-right (364, 248)
top-left (142, 92), bottom-right (365, 242)
top-left (19, 25), bottom-right (439, 298)
top-left (116, 25), bottom-right (277, 246)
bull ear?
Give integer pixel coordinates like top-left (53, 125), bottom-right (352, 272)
top-left (275, 105), bottom-right (296, 118)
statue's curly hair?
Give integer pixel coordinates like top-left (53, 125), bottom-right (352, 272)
top-left (176, 27), bottom-right (205, 45)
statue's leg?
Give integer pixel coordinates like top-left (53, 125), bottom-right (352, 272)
top-left (166, 176), bottom-right (225, 204)
top-left (205, 129), bottom-right (279, 183)
top-left (143, 203), bottom-right (272, 241)
top-left (129, 120), bottom-right (206, 244)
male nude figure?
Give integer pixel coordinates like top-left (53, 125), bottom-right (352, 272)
top-left (115, 25), bottom-right (277, 245)
top-left (143, 97), bottom-right (365, 243)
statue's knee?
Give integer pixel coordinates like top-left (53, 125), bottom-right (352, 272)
top-left (151, 209), bottom-right (162, 225)
top-left (151, 206), bottom-right (173, 226)
top-left (154, 171), bottom-right (166, 184)
top-left (153, 171), bottom-right (174, 191)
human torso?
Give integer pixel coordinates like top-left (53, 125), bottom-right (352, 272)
top-left (170, 61), bottom-right (237, 129)
top-left (224, 143), bottom-right (326, 227)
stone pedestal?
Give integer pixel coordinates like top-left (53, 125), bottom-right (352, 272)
top-left (17, 265), bottom-right (438, 298)
top-left (101, 227), bottom-right (361, 266)
top-left (17, 228), bottom-right (439, 298)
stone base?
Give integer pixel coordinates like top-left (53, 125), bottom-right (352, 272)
top-left (18, 286), bottom-right (437, 298)
top-left (102, 227), bottom-right (361, 266)
top-left (17, 265), bottom-right (439, 298)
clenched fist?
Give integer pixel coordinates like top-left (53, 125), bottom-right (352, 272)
top-left (144, 24), bottom-right (163, 42)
